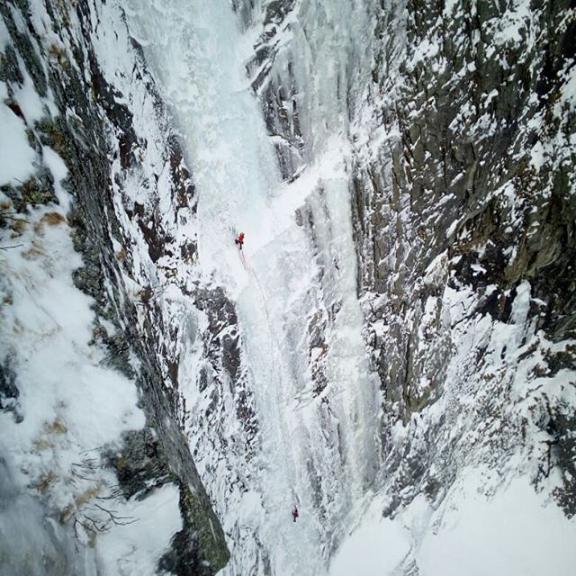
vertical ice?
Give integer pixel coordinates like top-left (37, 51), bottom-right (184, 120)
top-left (124, 0), bottom-right (382, 573)
top-left (125, 0), bottom-right (280, 286)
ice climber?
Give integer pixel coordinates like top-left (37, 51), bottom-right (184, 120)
top-left (235, 232), bottom-right (245, 249)
top-left (292, 506), bottom-right (299, 522)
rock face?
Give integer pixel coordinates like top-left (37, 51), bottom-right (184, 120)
top-left (237, 0), bottom-right (576, 528)
top-left (355, 0), bottom-right (576, 517)
top-left (227, 0), bottom-right (576, 565)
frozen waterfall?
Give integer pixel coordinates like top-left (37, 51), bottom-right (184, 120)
top-left (125, 0), bottom-right (381, 573)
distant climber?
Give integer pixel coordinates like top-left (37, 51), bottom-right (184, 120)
top-left (235, 232), bottom-right (245, 249)
top-left (292, 506), bottom-right (299, 522)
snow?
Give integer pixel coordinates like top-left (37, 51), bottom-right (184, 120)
top-left (42, 146), bottom-right (71, 212)
top-left (0, 185), bottom-right (154, 573)
top-left (510, 279), bottom-right (531, 327)
top-left (0, 198), bottom-right (147, 505)
top-left (329, 469), bottom-right (576, 576)
top-left (0, 455), bottom-right (93, 576)
top-left (1, 209), bottom-right (145, 446)
top-left (0, 96), bottom-right (37, 185)
top-left (14, 72), bottom-right (48, 123)
top-left (0, 3), bottom-right (179, 571)
top-left (329, 496), bottom-right (411, 576)
top-left (97, 484), bottom-right (182, 576)
top-left (490, 0), bottom-right (533, 46)
top-left (443, 0), bottom-right (460, 16)
top-left (530, 140), bottom-right (546, 170)
top-left (417, 473), bottom-right (576, 576)
top-left (411, 38), bottom-right (440, 66)
top-left (0, 13), bottom-right (10, 49)
top-left (125, 0), bottom-right (280, 289)
top-left (561, 64), bottom-right (576, 106)
top-left (119, 0), bottom-right (576, 572)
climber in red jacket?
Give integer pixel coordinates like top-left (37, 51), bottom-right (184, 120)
top-left (292, 505), bottom-right (299, 522)
top-left (235, 232), bottom-right (245, 249)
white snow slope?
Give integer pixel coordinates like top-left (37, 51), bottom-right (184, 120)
top-left (0, 2), bottom-right (185, 575)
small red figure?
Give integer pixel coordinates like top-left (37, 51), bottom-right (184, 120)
top-left (235, 232), bottom-right (245, 249)
top-left (292, 506), bottom-right (299, 522)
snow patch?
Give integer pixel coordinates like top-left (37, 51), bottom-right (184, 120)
top-left (329, 495), bottom-right (411, 576)
top-left (0, 96), bottom-right (37, 185)
top-left (417, 472), bottom-right (576, 576)
top-left (97, 484), bottom-right (182, 576)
